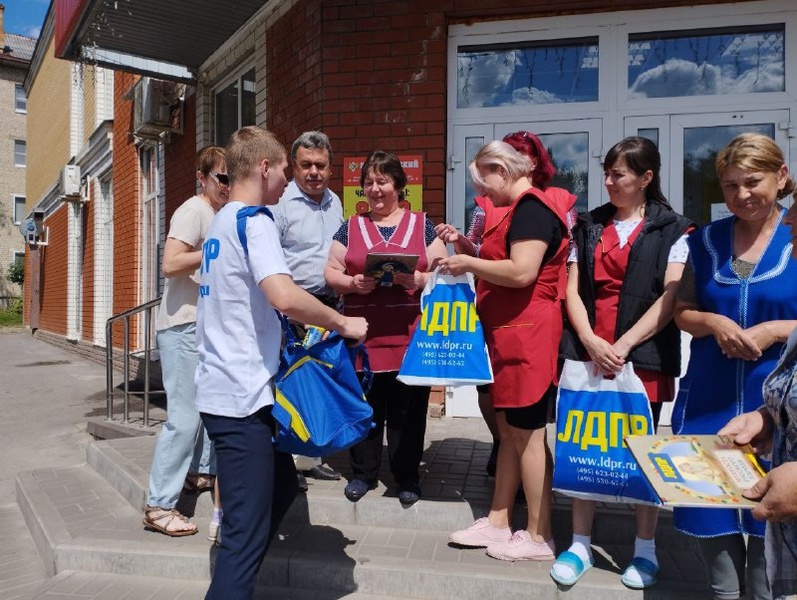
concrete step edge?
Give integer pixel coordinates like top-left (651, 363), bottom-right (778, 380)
top-left (88, 438), bottom-right (690, 548)
top-left (15, 470), bottom-right (74, 578)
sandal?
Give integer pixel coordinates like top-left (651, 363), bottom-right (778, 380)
top-left (621, 556), bottom-right (659, 589)
top-left (550, 550), bottom-right (593, 586)
top-left (142, 506), bottom-right (198, 537)
top-left (183, 473), bottom-right (215, 494)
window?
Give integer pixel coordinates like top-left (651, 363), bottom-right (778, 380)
top-left (628, 25), bottom-right (785, 99)
top-left (457, 38), bottom-right (599, 108)
top-left (15, 85), bottom-right (26, 113)
top-left (14, 140), bottom-right (25, 167)
top-left (214, 67), bottom-right (256, 145)
top-left (13, 252), bottom-right (24, 271)
top-left (13, 195), bottom-right (25, 224)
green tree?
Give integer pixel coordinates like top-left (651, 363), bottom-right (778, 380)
top-left (8, 261), bottom-right (23, 285)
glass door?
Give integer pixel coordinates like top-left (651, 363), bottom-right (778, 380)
top-left (626, 110), bottom-right (791, 225)
top-left (494, 119), bottom-right (603, 213)
top-left (449, 119), bottom-right (603, 233)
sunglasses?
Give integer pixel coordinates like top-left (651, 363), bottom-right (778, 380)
top-left (209, 171), bottom-right (229, 186)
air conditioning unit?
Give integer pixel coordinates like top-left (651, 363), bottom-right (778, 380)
top-left (133, 77), bottom-right (184, 140)
top-left (61, 164), bottom-right (81, 198)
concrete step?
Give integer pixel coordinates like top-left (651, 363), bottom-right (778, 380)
top-left (87, 435), bottom-right (694, 549)
top-left (28, 569), bottom-right (405, 599)
top-left (16, 462), bottom-right (709, 599)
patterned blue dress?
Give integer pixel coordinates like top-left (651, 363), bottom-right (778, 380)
top-left (672, 208), bottom-right (797, 538)
top-left (761, 329), bottom-right (797, 598)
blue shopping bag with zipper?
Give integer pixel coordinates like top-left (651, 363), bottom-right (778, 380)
top-left (398, 269), bottom-right (493, 386)
top-left (553, 359), bottom-right (660, 505)
top-left (236, 206), bottom-right (374, 455)
top-left (271, 313), bottom-right (374, 456)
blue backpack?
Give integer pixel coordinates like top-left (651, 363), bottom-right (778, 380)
top-left (236, 206), bottom-right (374, 455)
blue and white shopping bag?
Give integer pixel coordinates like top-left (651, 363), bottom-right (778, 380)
top-left (553, 359), bottom-right (660, 505)
top-left (398, 269), bottom-right (493, 386)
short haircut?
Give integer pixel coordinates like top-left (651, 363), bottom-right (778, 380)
top-left (501, 131), bottom-right (556, 189)
top-left (716, 133), bottom-right (796, 199)
top-left (291, 131), bottom-right (333, 164)
top-left (469, 141), bottom-right (532, 189)
top-left (196, 146), bottom-right (225, 176)
top-left (360, 150), bottom-right (407, 192)
top-left (225, 126), bottom-right (286, 185)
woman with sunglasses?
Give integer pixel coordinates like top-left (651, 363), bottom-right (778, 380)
top-left (143, 146), bottom-right (229, 537)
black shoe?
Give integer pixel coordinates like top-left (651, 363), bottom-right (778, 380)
top-left (398, 483), bottom-right (421, 506)
top-left (486, 441), bottom-right (499, 478)
top-left (344, 479), bottom-right (375, 502)
top-left (297, 471), bottom-right (308, 492)
top-left (303, 464), bottom-right (342, 481)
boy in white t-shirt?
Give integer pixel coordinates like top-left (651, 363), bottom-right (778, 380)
top-left (196, 126), bottom-right (367, 600)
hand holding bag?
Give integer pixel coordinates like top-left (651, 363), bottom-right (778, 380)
top-left (552, 359), bottom-right (660, 505)
top-left (272, 314), bottom-right (374, 456)
top-left (398, 268), bottom-right (493, 387)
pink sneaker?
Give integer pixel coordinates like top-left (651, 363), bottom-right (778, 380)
top-left (449, 518), bottom-right (512, 548)
top-left (486, 530), bottom-right (556, 561)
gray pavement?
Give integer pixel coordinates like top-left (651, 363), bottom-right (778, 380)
top-left (0, 330), bottom-right (711, 599)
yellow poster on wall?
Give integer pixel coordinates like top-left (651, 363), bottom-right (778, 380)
top-left (342, 155), bottom-right (423, 218)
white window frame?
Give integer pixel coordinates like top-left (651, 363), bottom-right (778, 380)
top-left (12, 195), bottom-right (25, 224)
top-left (14, 85), bottom-right (26, 114)
top-left (212, 63), bottom-right (256, 145)
top-left (13, 140), bottom-right (26, 168)
top-left (447, 0), bottom-right (797, 211)
top-left (93, 175), bottom-right (114, 346)
top-left (12, 251), bottom-right (24, 270)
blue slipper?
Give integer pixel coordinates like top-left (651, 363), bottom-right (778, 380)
top-left (550, 550), bottom-right (593, 586)
top-left (621, 556), bottom-right (659, 589)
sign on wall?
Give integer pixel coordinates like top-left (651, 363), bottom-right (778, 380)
top-left (342, 155), bottom-right (423, 218)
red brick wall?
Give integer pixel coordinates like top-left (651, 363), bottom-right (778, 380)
top-left (37, 206), bottom-right (69, 336)
top-left (112, 71), bottom-right (141, 345)
top-left (164, 93), bottom-right (198, 223)
top-left (267, 0), bottom-right (324, 143)
top-left (82, 187), bottom-right (96, 341)
top-left (265, 0), bottom-right (755, 225)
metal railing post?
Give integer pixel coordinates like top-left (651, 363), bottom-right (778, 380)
top-left (123, 317), bottom-right (130, 423)
top-left (143, 307), bottom-right (151, 428)
top-left (105, 320), bottom-right (114, 420)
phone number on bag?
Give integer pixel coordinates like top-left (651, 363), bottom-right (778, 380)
top-left (421, 358), bottom-right (466, 367)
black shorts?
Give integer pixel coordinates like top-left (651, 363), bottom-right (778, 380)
top-left (476, 384), bottom-right (491, 394)
top-left (495, 385), bottom-right (555, 431)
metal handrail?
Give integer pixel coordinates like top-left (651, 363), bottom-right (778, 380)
top-left (105, 297), bottom-right (161, 426)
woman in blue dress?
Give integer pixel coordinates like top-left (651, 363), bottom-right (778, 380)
top-left (672, 133), bottom-right (797, 600)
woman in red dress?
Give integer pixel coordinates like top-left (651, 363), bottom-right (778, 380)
top-left (441, 141), bottom-right (571, 561)
top-left (437, 131), bottom-right (576, 477)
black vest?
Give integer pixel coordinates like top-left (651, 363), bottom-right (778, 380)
top-left (561, 202), bottom-right (694, 376)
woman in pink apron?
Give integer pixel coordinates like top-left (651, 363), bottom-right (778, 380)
top-left (325, 151), bottom-right (447, 506)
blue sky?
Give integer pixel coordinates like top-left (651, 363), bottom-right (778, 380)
top-left (4, 0), bottom-right (49, 38)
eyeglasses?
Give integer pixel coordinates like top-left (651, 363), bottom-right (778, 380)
top-left (209, 172), bottom-right (229, 186)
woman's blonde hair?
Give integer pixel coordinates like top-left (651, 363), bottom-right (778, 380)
top-left (469, 141), bottom-right (532, 189)
top-left (716, 133), bottom-right (796, 199)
